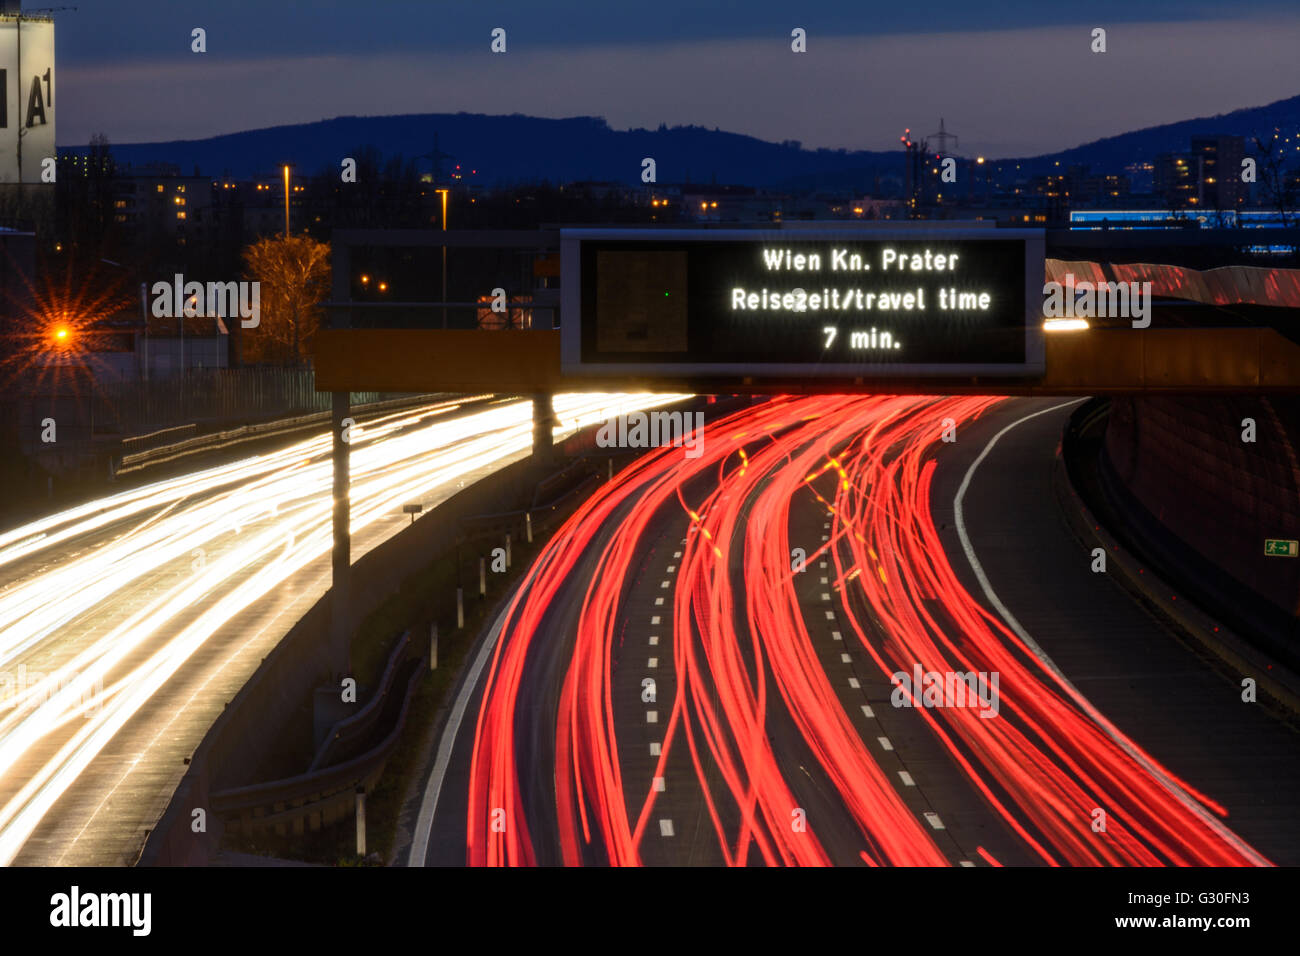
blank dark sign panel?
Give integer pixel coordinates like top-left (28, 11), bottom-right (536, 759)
top-left (595, 250), bottom-right (688, 352)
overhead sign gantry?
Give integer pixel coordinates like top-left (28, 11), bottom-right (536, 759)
top-left (314, 225), bottom-right (1300, 395)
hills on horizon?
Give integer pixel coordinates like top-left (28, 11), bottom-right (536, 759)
top-left (65, 93), bottom-right (1300, 192)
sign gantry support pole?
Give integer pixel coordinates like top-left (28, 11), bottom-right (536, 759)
top-left (329, 246), bottom-right (353, 677)
top-left (532, 391), bottom-right (555, 461)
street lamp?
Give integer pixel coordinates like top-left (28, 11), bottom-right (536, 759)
top-left (436, 188), bottom-right (449, 328)
top-left (282, 164), bottom-right (291, 238)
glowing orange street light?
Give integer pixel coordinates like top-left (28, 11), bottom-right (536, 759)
top-left (435, 188), bottom-right (449, 327)
top-left (282, 164), bottom-right (291, 238)
top-left (54, 326), bottom-right (70, 342)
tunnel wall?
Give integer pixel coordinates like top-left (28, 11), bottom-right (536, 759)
top-left (1101, 395), bottom-right (1300, 657)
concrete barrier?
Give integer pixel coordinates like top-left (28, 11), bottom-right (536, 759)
top-left (1101, 395), bottom-right (1300, 665)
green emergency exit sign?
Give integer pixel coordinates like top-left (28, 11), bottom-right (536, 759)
top-left (1264, 539), bottom-right (1298, 557)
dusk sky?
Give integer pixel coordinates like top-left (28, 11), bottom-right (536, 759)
top-left (55, 0), bottom-right (1300, 158)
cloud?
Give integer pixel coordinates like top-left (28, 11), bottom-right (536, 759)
top-left (59, 16), bottom-right (1300, 157)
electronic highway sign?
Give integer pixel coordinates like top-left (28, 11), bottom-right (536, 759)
top-left (561, 227), bottom-right (1045, 378)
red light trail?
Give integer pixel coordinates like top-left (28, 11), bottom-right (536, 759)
top-left (465, 395), bottom-right (1271, 866)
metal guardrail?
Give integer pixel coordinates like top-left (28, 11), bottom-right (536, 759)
top-left (309, 632), bottom-right (412, 773)
top-left (210, 645), bottom-right (424, 836)
top-left (120, 423), bottom-right (198, 455)
top-left (456, 458), bottom-right (601, 542)
top-left (115, 393), bottom-right (447, 475)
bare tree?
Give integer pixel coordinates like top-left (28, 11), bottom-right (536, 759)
top-left (241, 235), bottom-right (331, 366)
top-left (1251, 132), bottom-right (1295, 227)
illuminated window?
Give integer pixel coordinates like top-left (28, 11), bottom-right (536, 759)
top-left (177, 185), bottom-right (186, 193)
top-left (156, 184), bottom-right (164, 193)
top-left (177, 211), bottom-right (187, 220)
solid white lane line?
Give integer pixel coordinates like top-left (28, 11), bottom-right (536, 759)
top-left (409, 587), bottom-right (516, 866)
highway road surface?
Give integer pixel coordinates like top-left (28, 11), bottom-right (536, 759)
top-left (0, 391), bottom-right (684, 865)
top-left (410, 395), bottom-right (1300, 866)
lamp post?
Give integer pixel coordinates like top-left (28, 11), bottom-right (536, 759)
top-left (283, 163), bottom-right (303, 363)
top-left (282, 164), bottom-right (291, 238)
top-left (436, 188), bottom-right (449, 328)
